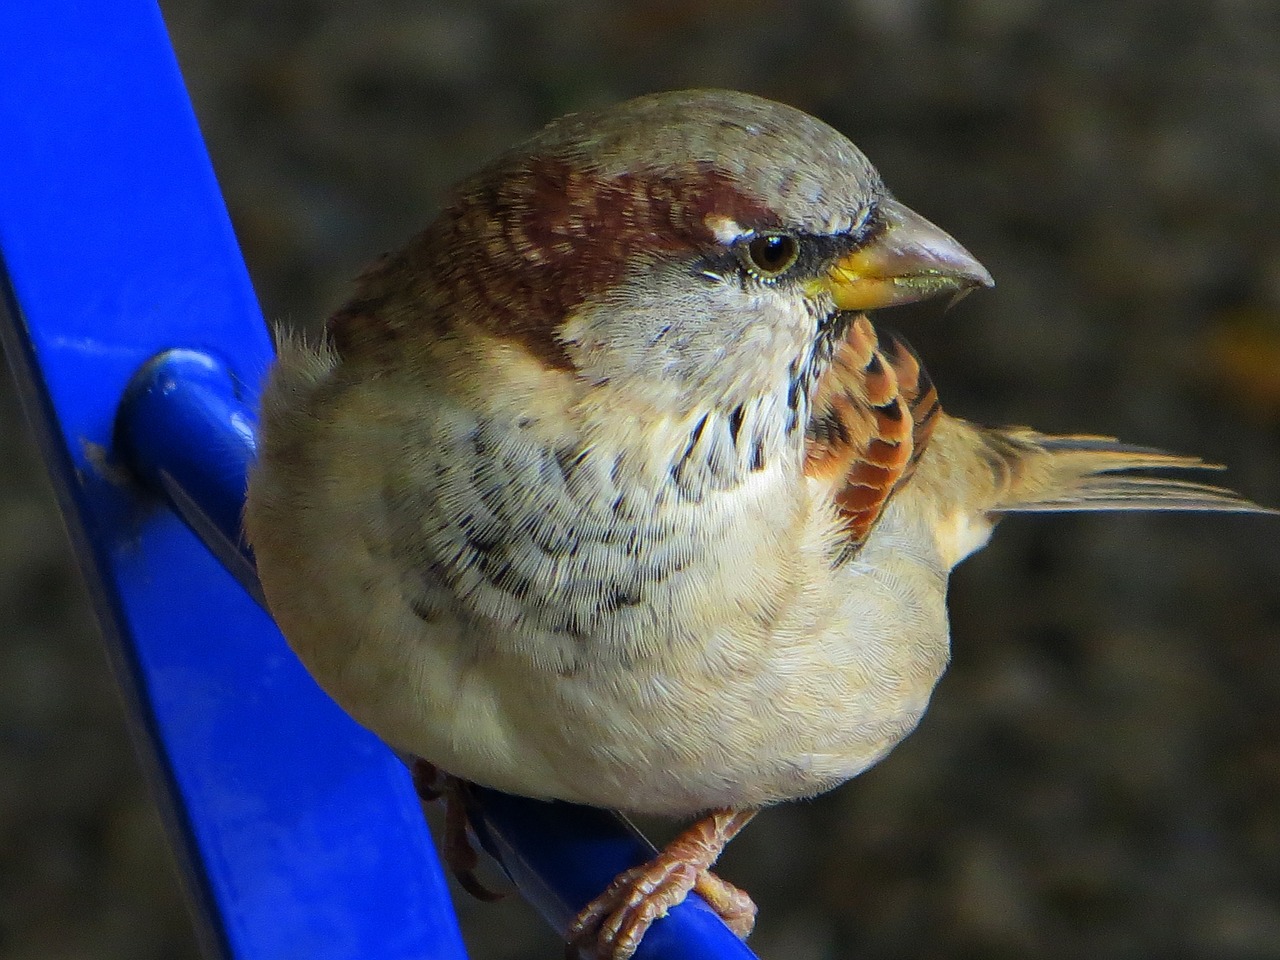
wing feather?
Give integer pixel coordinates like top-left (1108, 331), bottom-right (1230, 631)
top-left (804, 316), bottom-right (940, 549)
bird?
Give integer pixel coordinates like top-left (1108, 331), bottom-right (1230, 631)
top-left (244, 89), bottom-right (1272, 959)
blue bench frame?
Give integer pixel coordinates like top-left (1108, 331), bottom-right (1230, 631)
top-left (0, 3), bottom-right (758, 959)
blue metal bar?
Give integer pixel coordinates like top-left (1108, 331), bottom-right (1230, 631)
top-left (0, 2), bottom-right (761, 957)
top-left (116, 349), bottom-right (265, 607)
top-left (0, 4), bottom-right (465, 959)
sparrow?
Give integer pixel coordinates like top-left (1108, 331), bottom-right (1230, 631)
top-left (244, 89), bottom-right (1271, 959)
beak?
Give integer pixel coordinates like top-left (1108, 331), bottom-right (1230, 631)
top-left (818, 198), bottom-right (994, 311)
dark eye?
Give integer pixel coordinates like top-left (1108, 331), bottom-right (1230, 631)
top-left (743, 234), bottom-right (800, 278)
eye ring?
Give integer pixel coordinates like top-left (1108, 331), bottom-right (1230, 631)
top-left (742, 234), bottom-right (800, 278)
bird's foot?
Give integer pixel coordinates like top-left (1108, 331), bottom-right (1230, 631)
top-left (410, 758), bottom-right (507, 902)
top-left (410, 757), bottom-right (449, 800)
top-left (692, 868), bottom-right (757, 938)
top-left (566, 809), bottom-right (757, 960)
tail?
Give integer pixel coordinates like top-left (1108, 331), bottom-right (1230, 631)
top-left (976, 427), bottom-right (1275, 515)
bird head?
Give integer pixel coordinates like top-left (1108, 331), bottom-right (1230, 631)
top-left (330, 90), bottom-right (992, 418)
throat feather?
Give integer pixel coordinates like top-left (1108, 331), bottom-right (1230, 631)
top-left (669, 384), bottom-right (802, 501)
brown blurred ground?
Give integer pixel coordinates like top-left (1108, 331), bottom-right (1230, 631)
top-left (3, 1), bottom-right (1280, 958)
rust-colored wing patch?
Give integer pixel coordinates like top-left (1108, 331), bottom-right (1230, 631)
top-left (804, 315), bottom-right (940, 550)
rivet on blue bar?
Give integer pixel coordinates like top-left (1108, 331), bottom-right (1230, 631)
top-left (0, 2), bottom-right (759, 959)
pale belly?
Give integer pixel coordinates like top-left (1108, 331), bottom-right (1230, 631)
top-left (255, 451), bottom-right (952, 815)
top-left (248, 364), bottom-right (952, 816)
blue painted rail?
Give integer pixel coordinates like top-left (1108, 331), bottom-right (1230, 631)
top-left (0, 3), bottom-right (758, 959)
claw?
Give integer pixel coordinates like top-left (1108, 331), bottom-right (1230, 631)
top-left (410, 757), bottom-right (508, 902)
top-left (694, 869), bottom-right (757, 939)
top-left (566, 809), bottom-right (757, 960)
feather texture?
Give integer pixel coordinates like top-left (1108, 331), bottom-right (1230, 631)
top-left (804, 315), bottom-right (941, 547)
top-left (976, 429), bottom-right (1276, 514)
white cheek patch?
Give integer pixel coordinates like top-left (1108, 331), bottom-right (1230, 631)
top-left (704, 214), bottom-right (751, 245)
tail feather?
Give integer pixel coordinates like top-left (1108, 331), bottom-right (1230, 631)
top-left (981, 429), bottom-right (1276, 515)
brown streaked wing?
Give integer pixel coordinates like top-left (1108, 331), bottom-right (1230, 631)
top-left (804, 316), bottom-right (940, 550)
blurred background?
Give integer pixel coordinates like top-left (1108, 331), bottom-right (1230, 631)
top-left (3, 0), bottom-right (1279, 958)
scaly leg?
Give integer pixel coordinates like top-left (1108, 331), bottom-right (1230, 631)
top-left (410, 758), bottom-right (506, 902)
top-left (567, 809), bottom-right (758, 960)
